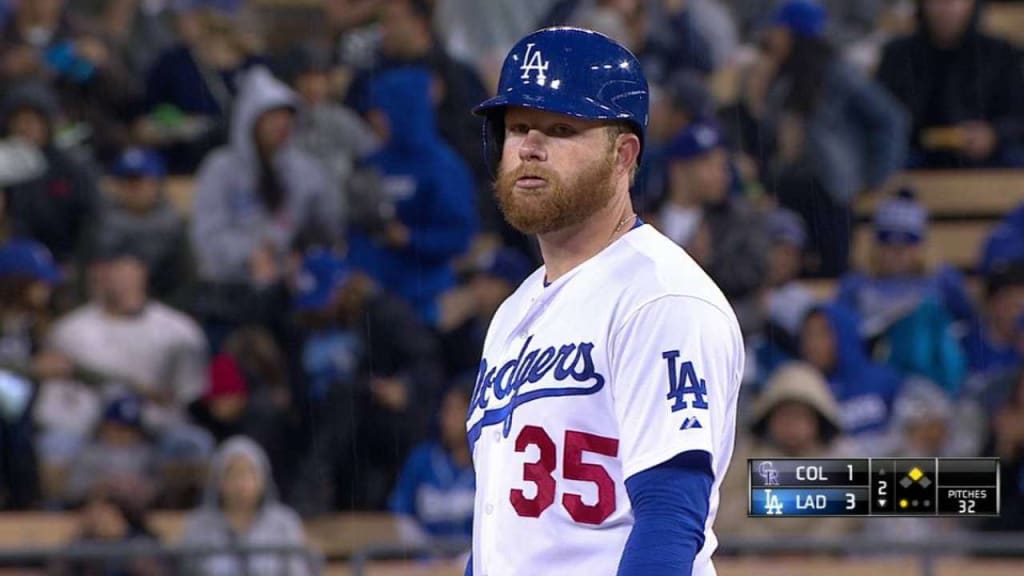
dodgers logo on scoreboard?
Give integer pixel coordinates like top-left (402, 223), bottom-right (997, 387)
top-left (764, 490), bottom-right (784, 515)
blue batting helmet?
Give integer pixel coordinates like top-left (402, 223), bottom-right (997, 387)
top-left (473, 27), bottom-right (649, 172)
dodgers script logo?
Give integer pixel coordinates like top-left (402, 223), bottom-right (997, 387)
top-left (467, 335), bottom-right (605, 448)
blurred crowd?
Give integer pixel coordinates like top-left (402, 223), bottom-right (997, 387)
top-left (0, 0), bottom-right (1022, 572)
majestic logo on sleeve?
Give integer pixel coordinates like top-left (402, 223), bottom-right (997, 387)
top-left (467, 335), bottom-right (605, 449)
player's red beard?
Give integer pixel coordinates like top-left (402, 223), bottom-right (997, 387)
top-left (495, 151), bottom-right (617, 235)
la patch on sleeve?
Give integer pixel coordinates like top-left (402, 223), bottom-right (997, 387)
top-left (662, 351), bottom-right (708, 429)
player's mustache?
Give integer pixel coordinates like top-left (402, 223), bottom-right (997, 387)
top-left (504, 164), bottom-right (560, 183)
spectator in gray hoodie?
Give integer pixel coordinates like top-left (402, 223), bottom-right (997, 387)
top-left (190, 66), bottom-right (338, 288)
top-left (181, 436), bottom-right (312, 576)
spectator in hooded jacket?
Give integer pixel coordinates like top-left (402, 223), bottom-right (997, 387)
top-left (1, 82), bottom-right (98, 267)
top-left (347, 67), bottom-right (477, 326)
top-left (736, 0), bottom-right (906, 277)
top-left (181, 436), bottom-right (312, 576)
top-left (877, 0), bottom-right (1024, 168)
top-left (191, 67), bottom-right (338, 289)
top-left (343, 0), bottom-right (494, 233)
top-left (799, 303), bottom-right (903, 453)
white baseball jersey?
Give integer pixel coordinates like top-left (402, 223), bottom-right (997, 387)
top-left (467, 223), bottom-right (744, 576)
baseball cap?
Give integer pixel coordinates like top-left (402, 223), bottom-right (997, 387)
top-left (874, 189), bottom-right (927, 245)
top-left (664, 120), bottom-right (723, 162)
top-left (766, 208), bottom-right (807, 249)
top-left (772, 0), bottom-right (828, 39)
top-left (293, 248), bottom-right (352, 311)
top-left (102, 395), bottom-right (144, 430)
top-left (111, 148), bottom-right (166, 179)
top-left (0, 239), bottom-right (62, 284)
top-left (477, 248), bottom-right (534, 287)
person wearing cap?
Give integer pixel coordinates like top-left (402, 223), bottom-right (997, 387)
top-left (836, 189), bottom-right (970, 394)
top-left (0, 238), bottom-right (64, 508)
top-left (190, 66), bottom-right (338, 291)
top-left (290, 248), bottom-right (444, 512)
top-left (93, 147), bottom-right (191, 307)
top-left (716, 362), bottom-right (859, 538)
top-left (660, 119), bottom-right (768, 332)
top-left (741, 0), bottom-right (906, 277)
top-left (65, 394), bottom-right (158, 506)
top-left (753, 208), bottom-right (817, 381)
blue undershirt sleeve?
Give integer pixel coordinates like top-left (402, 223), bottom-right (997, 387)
top-left (617, 450), bottom-right (714, 576)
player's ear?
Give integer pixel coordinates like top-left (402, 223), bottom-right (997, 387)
top-left (614, 131), bottom-right (641, 177)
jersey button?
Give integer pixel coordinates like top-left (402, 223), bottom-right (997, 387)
top-left (493, 430), bottom-right (501, 442)
top-left (485, 503), bottom-right (494, 515)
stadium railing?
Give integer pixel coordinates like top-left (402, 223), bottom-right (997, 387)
top-left (0, 542), bottom-right (322, 575)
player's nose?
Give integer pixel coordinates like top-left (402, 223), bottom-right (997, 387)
top-left (518, 129), bottom-right (548, 163)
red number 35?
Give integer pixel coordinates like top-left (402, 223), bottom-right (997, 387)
top-left (509, 426), bottom-right (620, 525)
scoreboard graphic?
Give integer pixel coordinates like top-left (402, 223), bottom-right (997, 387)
top-left (748, 458), bottom-right (999, 517)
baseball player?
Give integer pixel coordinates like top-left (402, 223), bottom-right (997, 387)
top-left (465, 28), bottom-right (744, 575)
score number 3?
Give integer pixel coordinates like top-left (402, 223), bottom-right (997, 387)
top-left (511, 426), bottom-right (619, 525)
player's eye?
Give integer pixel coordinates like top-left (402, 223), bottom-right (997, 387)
top-left (507, 123), bottom-right (530, 136)
top-left (550, 124), bottom-right (576, 137)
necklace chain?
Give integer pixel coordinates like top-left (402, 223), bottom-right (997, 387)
top-left (609, 213), bottom-right (635, 242)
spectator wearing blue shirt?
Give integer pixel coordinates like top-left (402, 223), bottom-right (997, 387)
top-left (963, 263), bottom-right (1024, 377)
top-left (836, 189), bottom-right (970, 395)
top-left (799, 303), bottom-right (903, 453)
top-left (980, 202), bottom-right (1024, 277)
top-left (389, 381), bottom-right (475, 544)
top-left (348, 67), bottom-right (477, 327)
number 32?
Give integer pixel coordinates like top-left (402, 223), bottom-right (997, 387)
top-left (511, 426), bottom-right (620, 525)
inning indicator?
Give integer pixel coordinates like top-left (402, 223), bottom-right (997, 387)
top-left (748, 458), bottom-right (999, 518)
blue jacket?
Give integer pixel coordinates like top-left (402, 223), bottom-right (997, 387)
top-left (813, 304), bottom-right (903, 438)
top-left (347, 68), bottom-right (477, 325)
top-left (389, 441), bottom-right (475, 540)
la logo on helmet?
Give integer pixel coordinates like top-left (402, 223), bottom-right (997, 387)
top-left (520, 43), bottom-right (549, 83)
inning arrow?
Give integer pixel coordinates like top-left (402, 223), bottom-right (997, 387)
top-left (878, 499), bottom-right (887, 507)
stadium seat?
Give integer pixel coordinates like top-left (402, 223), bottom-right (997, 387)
top-left (855, 171), bottom-right (1024, 219)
